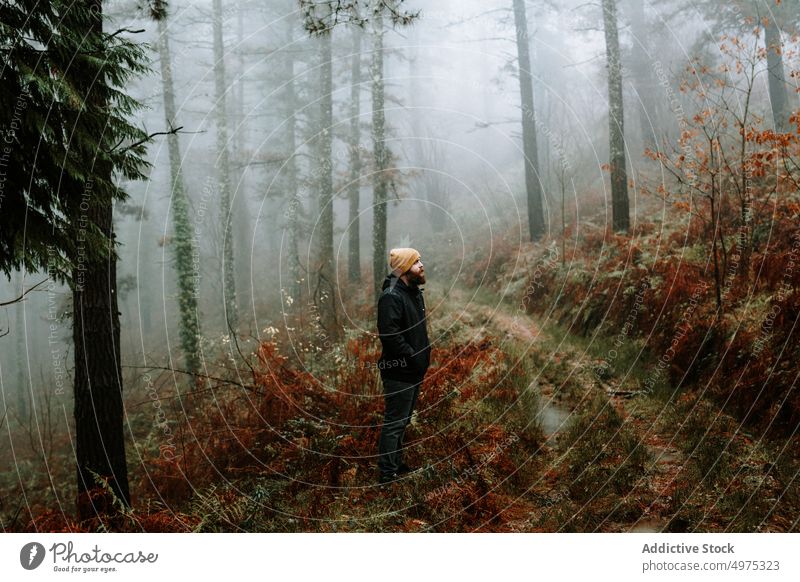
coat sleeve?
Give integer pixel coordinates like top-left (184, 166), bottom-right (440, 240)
top-left (377, 293), bottom-right (416, 363)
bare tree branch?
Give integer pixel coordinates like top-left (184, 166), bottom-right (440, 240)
top-left (108, 125), bottom-right (185, 155)
top-left (0, 279), bottom-right (49, 307)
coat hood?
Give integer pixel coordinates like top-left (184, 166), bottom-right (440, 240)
top-left (381, 274), bottom-right (396, 291)
top-left (381, 274), bottom-right (420, 293)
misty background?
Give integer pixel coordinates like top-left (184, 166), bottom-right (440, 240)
top-left (1, 0), bottom-right (796, 484)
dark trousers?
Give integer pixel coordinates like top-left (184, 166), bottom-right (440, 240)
top-left (377, 378), bottom-right (421, 476)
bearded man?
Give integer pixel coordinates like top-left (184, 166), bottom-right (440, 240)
top-left (375, 248), bottom-right (431, 484)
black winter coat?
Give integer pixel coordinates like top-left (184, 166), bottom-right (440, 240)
top-left (376, 274), bottom-right (431, 382)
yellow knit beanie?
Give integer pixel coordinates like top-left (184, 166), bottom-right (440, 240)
top-left (389, 248), bottom-right (420, 275)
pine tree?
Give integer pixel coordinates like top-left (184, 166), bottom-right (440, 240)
top-left (366, 0), bottom-right (418, 300)
top-left (151, 0), bottom-right (202, 374)
top-left (298, 0), bottom-right (418, 301)
top-left (281, 3), bottom-right (304, 307)
top-left (512, 0), bottom-right (546, 240)
top-left (314, 3), bottom-right (342, 340)
top-left (347, 26), bottom-right (363, 283)
top-left (1, 0), bottom-right (150, 519)
top-left (213, 0), bottom-right (238, 330)
top-left (370, 2), bottom-right (389, 301)
top-left (232, 3), bottom-right (253, 315)
top-left (602, 0), bottom-right (630, 232)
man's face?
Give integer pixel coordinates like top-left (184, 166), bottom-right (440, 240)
top-left (406, 259), bottom-right (425, 285)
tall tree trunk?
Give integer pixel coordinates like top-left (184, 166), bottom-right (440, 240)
top-left (282, 7), bottom-right (303, 306)
top-left (233, 4), bottom-right (252, 315)
top-left (602, 0), bottom-right (630, 232)
top-left (73, 198), bottom-right (130, 520)
top-left (512, 0), bottom-right (545, 240)
top-left (348, 27), bottom-right (363, 283)
top-left (371, 3), bottom-right (388, 300)
top-left (212, 0), bottom-right (238, 329)
top-left (72, 0), bottom-right (130, 519)
top-left (764, 16), bottom-right (791, 133)
top-left (156, 6), bottom-right (201, 374)
top-left (315, 18), bottom-right (341, 340)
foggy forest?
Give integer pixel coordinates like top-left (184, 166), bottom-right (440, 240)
top-left (1, 0), bottom-right (799, 533)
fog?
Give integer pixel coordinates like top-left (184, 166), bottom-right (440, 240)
top-left (2, 0), bottom-right (796, 452)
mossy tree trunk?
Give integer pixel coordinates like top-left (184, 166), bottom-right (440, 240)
top-left (213, 0), bottom-right (238, 329)
top-left (156, 4), bottom-right (201, 373)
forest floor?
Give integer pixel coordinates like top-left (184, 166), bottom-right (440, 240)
top-left (10, 272), bottom-right (797, 533)
top-left (115, 280), bottom-right (795, 533)
top-left (406, 282), bottom-right (797, 532)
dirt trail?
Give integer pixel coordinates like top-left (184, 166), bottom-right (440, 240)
top-left (459, 294), bottom-right (685, 532)
top-left (432, 284), bottom-right (793, 532)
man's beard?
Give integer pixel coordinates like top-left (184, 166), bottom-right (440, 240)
top-left (409, 271), bottom-right (426, 286)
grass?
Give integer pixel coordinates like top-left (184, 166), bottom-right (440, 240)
top-left (661, 394), bottom-right (799, 532)
top-left (494, 339), bottom-right (543, 441)
top-left (10, 259), bottom-right (798, 533)
top-left (429, 265), bottom-right (798, 533)
top-left (560, 394), bottom-right (651, 501)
